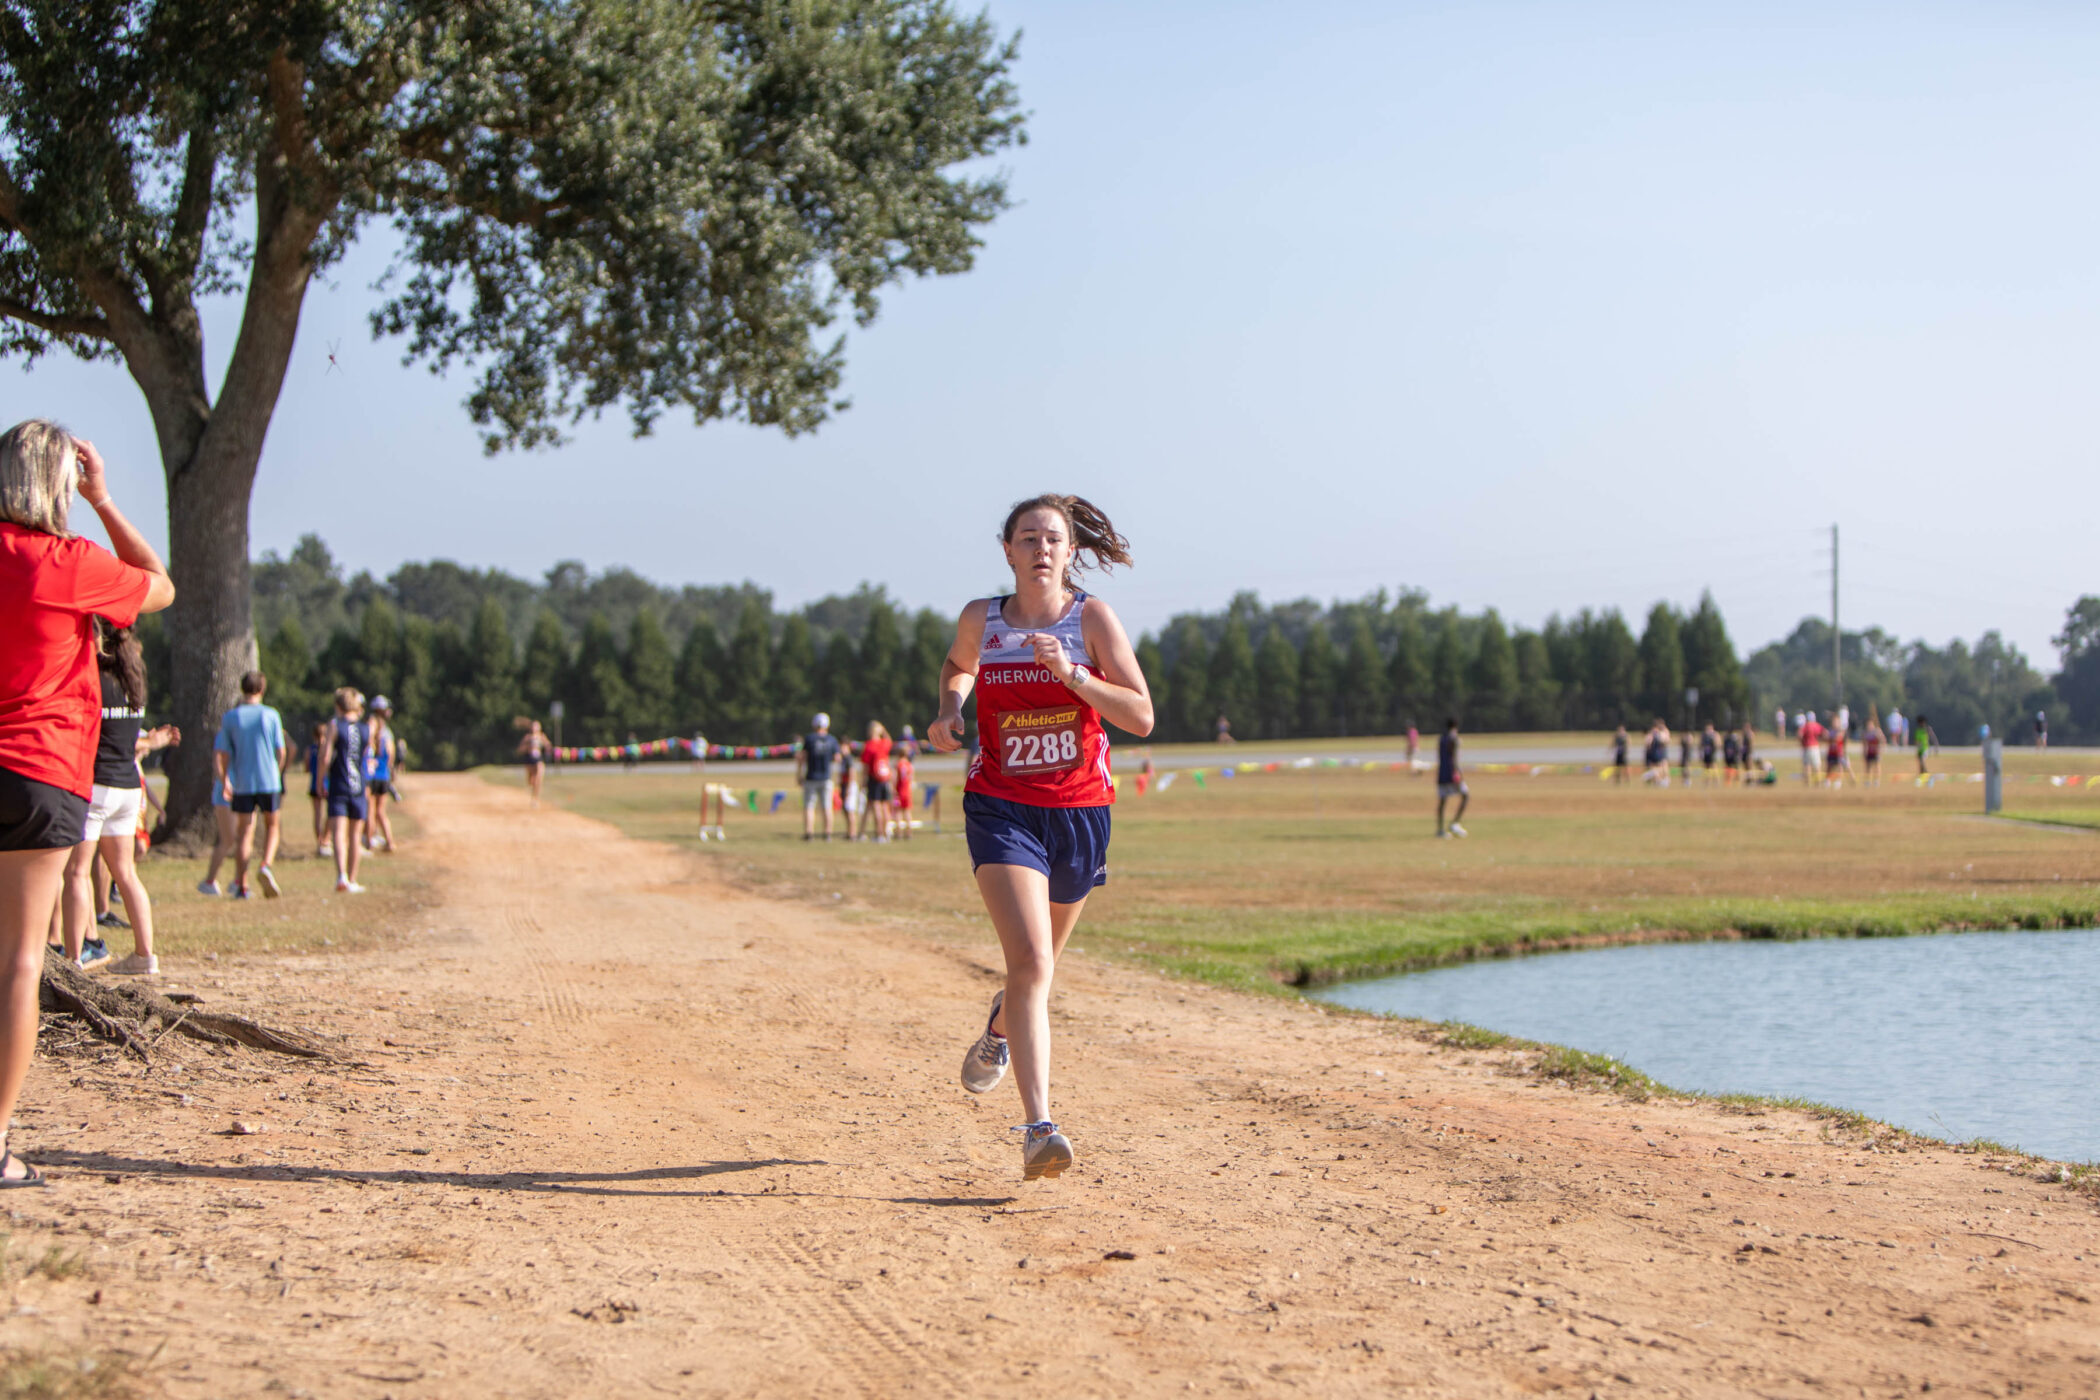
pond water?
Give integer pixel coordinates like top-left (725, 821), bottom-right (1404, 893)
top-left (1310, 929), bottom-right (2100, 1162)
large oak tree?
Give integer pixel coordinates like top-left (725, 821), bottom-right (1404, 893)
top-left (0, 0), bottom-right (1023, 830)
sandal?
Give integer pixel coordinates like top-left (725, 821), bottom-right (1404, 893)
top-left (0, 1149), bottom-right (46, 1189)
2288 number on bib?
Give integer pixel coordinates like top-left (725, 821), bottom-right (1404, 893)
top-left (999, 706), bottom-right (1085, 776)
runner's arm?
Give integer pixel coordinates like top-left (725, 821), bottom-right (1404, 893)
top-left (927, 601), bottom-right (987, 752)
top-left (1071, 598), bottom-right (1154, 737)
top-left (74, 438), bottom-right (175, 613)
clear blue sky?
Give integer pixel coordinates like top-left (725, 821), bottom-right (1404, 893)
top-left (19, 1), bottom-right (2100, 663)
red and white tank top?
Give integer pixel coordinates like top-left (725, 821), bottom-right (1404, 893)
top-left (965, 591), bottom-right (1115, 808)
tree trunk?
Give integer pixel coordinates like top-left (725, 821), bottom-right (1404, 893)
top-left (158, 439), bottom-right (265, 840)
top-left (152, 185), bottom-right (321, 837)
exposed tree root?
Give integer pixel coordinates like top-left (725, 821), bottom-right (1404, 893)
top-left (39, 955), bottom-right (336, 1061)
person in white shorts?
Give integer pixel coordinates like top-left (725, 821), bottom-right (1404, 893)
top-left (58, 621), bottom-right (173, 974)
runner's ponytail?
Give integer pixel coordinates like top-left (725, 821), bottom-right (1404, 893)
top-left (1002, 494), bottom-right (1132, 590)
top-left (95, 619), bottom-right (147, 710)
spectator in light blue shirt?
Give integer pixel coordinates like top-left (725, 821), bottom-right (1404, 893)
top-left (214, 671), bottom-right (287, 900)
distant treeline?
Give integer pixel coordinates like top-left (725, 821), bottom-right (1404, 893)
top-left (125, 537), bottom-right (2100, 768)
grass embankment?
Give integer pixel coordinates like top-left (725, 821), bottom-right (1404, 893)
top-left (486, 738), bottom-right (2100, 993)
top-left (109, 788), bottom-right (427, 962)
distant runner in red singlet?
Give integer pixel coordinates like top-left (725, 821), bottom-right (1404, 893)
top-left (929, 495), bottom-right (1153, 1183)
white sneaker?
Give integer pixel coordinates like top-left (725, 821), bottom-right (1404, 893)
top-left (1015, 1121), bottom-right (1073, 1181)
top-left (196, 879), bottom-right (221, 896)
top-left (336, 880), bottom-right (365, 894)
top-left (1449, 823), bottom-right (1468, 838)
top-left (960, 991), bottom-right (1009, 1094)
top-left (258, 866), bottom-right (281, 899)
top-left (108, 954), bottom-right (158, 976)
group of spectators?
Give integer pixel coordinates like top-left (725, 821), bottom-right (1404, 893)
top-left (798, 714), bottom-right (920, 842)
top-left (192, 679), bottom-right (402, 901)
top-left (1610, 720), bottom-right (1771, 787)
top-left (1785, 705), bottom-right (1937, 785)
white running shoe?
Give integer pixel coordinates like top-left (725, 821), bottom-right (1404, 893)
top-left (108, 954), bottom-right (158, 977)
top-left (336, 880), bottom-right (365, 894)
top-left (1449, 823), bottom-right (1468, 838)
top-left (196, 879), bottom-right (221, 896)
top-left (258, 866), bottom-right (281, 899)
top-left (1015, 1121), bottom-right (1073, 1181)
top-left (960, 991), bottom-right (1009, 1094)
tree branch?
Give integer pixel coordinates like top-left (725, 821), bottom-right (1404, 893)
top-left (0, 297), bottom-right (113, 341)
top-left (170, 121), bottom-right (219, 261)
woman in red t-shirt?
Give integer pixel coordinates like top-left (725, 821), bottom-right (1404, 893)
top-left (0, 423), bottom-right (172, 1187)
top-left (858, 722), bottom-right (894, 842)
top-left (928, 494), bottom-right (1153, 1182)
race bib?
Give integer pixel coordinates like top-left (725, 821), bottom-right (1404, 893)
top-left (998, 706), bottom-right (1084, 776)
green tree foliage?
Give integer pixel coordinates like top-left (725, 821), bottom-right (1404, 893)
top-left (1298, 623), bottom-right (1338, 736)
top-left (905, 611), bottom-right (951, 734)
top-left (1254, 626), bottom-right (1299, 740)
top-left (720, 599), bottom-right (774, 744)
top-left (1637, 603), bottom-right (1686, 723)
top-left (1429, 614), bottom-right (1466, 721)
top-left (249, 534), bottom-right (2100, 760)
top-left (1341, 616), bottom-right (1387, 736)
top-left (676, 620), bottom-right (723, 735)
top-left (1386, 612), bottom-right (1428, 729)
top-left (446, 598), bottom-right (522, 766)
top-left (258, 618), bottom-right (319, 720)
top-left (568, 614), bottom-right (634, 745)
top-left (855, 600), bottom-right (906, 735)
top-left (1168, 620), bottom-right (1211, 742)
top-left (623, 609), bottom-right (677, 738)
top-left (355, 598), bottom-right (404, 704)
top-left (520, 610), bottom-right (571, 720)
top-left (1681, 591), bottom-right (1749, 725)
top-left (1206, 618), bottom-right (1257, 735)
top-left (2051, 597), bottom-right (2100, 740)
top-left (770, 615), bottom-right (817, 740)
top-left (1131, 636), bottom-right (1167, 744)
top-left (0, 2), bottom-right (1026, 828)
top-left (1513, 629), bottom-right (1559, 730)
top-left (1467, 609), bottom-right (1516, 730)
top-left (1582, 610), bottom-right (1641, 725)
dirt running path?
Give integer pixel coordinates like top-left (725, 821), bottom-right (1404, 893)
top-left (1, 775), bottom-right (2096, 1396)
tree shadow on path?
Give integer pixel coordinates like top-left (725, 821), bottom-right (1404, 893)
top-left (30, 1150), bottom-right (1018, 1208)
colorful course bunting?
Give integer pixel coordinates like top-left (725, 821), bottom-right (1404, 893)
top-left (551, 736), bottom-right (802, 763)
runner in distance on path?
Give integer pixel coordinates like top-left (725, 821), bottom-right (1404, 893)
top-left (928, 494), bottom-right (1153, 1183)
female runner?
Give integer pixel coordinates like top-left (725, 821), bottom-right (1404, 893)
top-left (304, 721), bottom-right (329, 854)
top-left (364, 697), bottom-right (397, 852)
top-left (929, 494), bottom-right (1152, 1182)
top-left (517, 719), bottom-right (553, 808)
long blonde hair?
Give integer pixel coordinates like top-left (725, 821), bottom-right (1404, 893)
top-left (0, 420), bottom-right (77, 536)
top-left (867, 720), bottom-right (890, 743)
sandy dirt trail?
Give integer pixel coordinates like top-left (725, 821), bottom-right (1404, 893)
top-left (0, 774), bottom-right (2095, 1397)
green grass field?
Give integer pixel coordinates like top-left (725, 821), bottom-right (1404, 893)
top-left (102, 788), bottom-right (428, 963)
top-left (487, 736), bottom-right (2100, 995)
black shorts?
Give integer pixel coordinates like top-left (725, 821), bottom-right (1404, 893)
top-left (865, 778), bottom-right (893, 803)
top-left (0, 763), bottom-right (88, 852)
top-left (368, 779), bottom-right (390, 797)
top-left (230, 791), bottom-right (283, 815)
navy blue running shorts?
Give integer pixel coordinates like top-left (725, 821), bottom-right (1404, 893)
top-left (963, 792), bottom-right (1110, 905)
top-left (327, 791), bottom-right (368, 822)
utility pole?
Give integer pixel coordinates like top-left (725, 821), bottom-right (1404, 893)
top-left (1831, 524), bottom-right (1841, 717)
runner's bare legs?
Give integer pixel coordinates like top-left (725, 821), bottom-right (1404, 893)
top-left (975, 864), bottom-right (1085, 1123)
top-left (0, 849), bottom-right (67, 1179)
